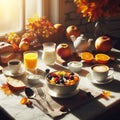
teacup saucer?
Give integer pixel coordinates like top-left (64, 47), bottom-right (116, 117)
top-left (86, 73), bottom-right (113, 84)
top-left (2, 66), bottom-right (25, 77)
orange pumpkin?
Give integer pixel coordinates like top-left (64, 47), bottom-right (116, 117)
top-left (80, 52), bottom-right (94, 63)
top-left (95, 53), bottom-right (110, 64)
top-left (95, 36), bottom-right (112, 52)
top-left (66, 25), bottom-right (80, 41)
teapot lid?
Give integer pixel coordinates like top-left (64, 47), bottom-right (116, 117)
top-left (77, 34), bottom-right (87, 41)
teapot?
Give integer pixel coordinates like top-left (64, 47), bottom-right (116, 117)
top-left (70, 34), bottom-right (93, 52)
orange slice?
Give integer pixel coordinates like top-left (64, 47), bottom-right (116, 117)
top-left (80, 52), bottom-right (94, 63)
top-left (95, 53), bottom-right (110, 64)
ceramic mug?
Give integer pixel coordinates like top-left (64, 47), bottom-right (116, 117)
top-left (91, 64), bottom-right (114, 82)
top-left (8, 59), bottom-right (22, 74)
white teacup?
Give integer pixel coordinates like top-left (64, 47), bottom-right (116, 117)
top-left (8, 59), bottom-right (22, 74)
top-left (91, 64), bottom-right (113, 82)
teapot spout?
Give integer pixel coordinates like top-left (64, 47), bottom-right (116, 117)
top-left (70, 35), bottom-right (76, 42)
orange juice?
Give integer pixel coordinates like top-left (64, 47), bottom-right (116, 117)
top-left (24, 51), bottom-right (38, 70)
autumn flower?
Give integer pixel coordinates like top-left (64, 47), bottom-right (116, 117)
top-left (27, 15), bottom-right (57, 39)
top-left (74, 0), bottom-right (120, 22)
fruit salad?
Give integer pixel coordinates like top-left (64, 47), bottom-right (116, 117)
top-left (47, 71), bottom-right (79, 86)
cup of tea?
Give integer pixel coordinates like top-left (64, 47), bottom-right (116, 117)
top-left (8, 59), bottom-right (22, 74)
top-left (91, 64), bottom-right (114, 82)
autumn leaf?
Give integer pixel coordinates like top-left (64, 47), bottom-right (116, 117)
top-left (0, 84), bottom-right (12, 95)
top-left (20, 97), bottom-right (29, 105)
top-left (101, 90), bottom-right (111, 99)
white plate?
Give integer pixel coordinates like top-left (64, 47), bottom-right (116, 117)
top-left (2, 66), bottom-right (25, 77)
top-left (86, 73), bottom-right (113, 84)
top-left (47, 87), bottom-right (80, 98)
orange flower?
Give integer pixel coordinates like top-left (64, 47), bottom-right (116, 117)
top-left (101, 90), bottom-right (111, 99)
top-left (74, 0), bottom-right (120, 22)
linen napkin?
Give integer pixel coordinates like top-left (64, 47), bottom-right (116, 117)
top-left (29, 87), bottom-right (100, 119)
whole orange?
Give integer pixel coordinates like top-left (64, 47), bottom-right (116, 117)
top-left (95, 36), bottom-right (112, 52)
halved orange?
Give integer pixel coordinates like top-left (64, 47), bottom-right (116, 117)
top-left (80, 52), bottom-right (94, 63)
top-left (95, 53), bottom-right (110, 64)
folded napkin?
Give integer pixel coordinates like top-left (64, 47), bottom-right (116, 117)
top-left (29, 87), bottom-right (100, 119)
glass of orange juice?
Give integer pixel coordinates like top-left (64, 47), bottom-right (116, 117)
top-left (23, 51), bottom-right (38, 71)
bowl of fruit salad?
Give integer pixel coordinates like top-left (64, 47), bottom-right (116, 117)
top-left (46, 70), bottom-right (80, 98)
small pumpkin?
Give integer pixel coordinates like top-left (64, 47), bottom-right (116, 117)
top-left (66, 25), bottom-right (80, 41)
top-left (95, 36), bottom-right (112, 52)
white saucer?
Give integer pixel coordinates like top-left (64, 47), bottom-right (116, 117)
top-left (2, 66), bottom-right (25, 77)
top-left (47, 87), bottom-right (80, 98)
top-left (86, 73), bottom-right (113, 84)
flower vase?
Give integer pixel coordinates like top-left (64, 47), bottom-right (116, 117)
top-left (94, 19), bottom-right (109, 38)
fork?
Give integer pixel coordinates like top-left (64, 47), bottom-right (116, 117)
top-left (37, 87), bottom-right (54, 111)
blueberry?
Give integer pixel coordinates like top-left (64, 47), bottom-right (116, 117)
top-left (64, 76), bottom-right (69, 80)
top-left (47, 74), bottom-right (52, 79)
top-left (60, 79), bottom-right (64, 84)
top-left (45, 69), bottom-right (50, 74)
top-left (70, 76), bottom-right (74, 80)
top-left (56, 80), bottom-right (60, 84)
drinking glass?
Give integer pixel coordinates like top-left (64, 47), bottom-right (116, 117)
top-left (24, 51), bottom-right (38, 71)
top-left (42, 42), bottom-right (56, 65)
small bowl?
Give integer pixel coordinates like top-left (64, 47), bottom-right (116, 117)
top-left (27, 74), bottom-right (42, 85)
top-left (67, 61), bottom-right (83, 72)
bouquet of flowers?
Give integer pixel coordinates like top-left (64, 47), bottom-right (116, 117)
top-left (74, 0), bottom-right (120, 22)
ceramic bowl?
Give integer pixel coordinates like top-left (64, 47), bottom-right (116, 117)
top-left (46, 70), bottom-right (80, 96)
top-left (67, 61), bottom-right (83, 72)
top-left (27, 74), bottom-right (42, 85)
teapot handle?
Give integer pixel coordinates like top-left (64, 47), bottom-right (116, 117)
top-left (88, 38), bottom-right (93, 44)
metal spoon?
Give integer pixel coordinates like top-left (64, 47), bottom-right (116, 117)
top-left (25, 87), bottom-right (36, 99)
top-left (25, 87), bottom-right (48, 114)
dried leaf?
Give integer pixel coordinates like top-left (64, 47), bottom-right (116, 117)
top-left (20, 97), bottom-right (29, 105)
top-left (0, 84), bottom-right (12, 95)
top-left (101, 90), bottom-right (111, 98)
